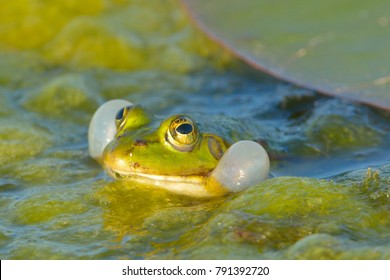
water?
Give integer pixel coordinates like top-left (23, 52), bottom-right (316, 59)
top-left (0, 0), bottom-right (389, 259)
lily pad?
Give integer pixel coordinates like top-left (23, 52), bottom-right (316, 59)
top-left (182, 0), bottom-right (390, 110)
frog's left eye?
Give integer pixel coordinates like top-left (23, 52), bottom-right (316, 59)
top-left (115, 105), bottom-right (133, 128)
top-left (167, 116), bottom-right (199, 152)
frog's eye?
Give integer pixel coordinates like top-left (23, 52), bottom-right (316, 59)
top-left (115, 105), bottom-right (133, 128)
top-left (167, 116), bottom-right (199, 152)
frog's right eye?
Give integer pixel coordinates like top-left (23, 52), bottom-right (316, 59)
top-left (115, 105), bottom-right (133, 128)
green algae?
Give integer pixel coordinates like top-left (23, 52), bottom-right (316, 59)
top-left (21, 73), bottom-right (101, 120)
top-left (0, 0), bottom-right (390, 260)
top-left (0, 0), bottom-right (106, 50)
top-left (13, 196), bottom-right (88, 225)
top-left (0, 120), bottom-right (52, 166)
top-left (141, 175), bottom-right (390, 260)
top-left (306, 101), bottom-right (384, 153)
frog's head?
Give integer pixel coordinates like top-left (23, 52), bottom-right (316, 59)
top-left (89, 100), bottom-right (270, 197)
top-left (102, 105), bottom-right (229, 196)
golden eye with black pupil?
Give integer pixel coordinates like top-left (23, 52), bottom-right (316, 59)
top-left (115, 105), bottom-right (132, 128)
top-left (167, 116), bottom-right (198, 152)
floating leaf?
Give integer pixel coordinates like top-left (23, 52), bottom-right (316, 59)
top-left (182, 0), bottom-right (390, 110)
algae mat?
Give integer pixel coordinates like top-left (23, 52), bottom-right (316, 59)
top-left (0, 0), bottom-right (389, 259)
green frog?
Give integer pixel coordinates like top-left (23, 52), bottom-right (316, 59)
top-left (102, 104), bottom-right (232, 197)
top-left (89, 100), bottom-right (270, 197)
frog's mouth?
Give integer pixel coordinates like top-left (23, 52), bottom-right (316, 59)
top-left (109, 167), bottom-right (204, 184)
top-left (107, 167), bottom-right (224, 197)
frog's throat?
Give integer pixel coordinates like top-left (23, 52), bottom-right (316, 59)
top-left (107, 168), bottom-right (228, 197)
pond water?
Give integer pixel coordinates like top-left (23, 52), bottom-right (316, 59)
top-left (0, 0), bottom-right (389, 259)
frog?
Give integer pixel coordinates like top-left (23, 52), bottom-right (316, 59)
top-left (102, 104), bottom-right (232, 197)
top-left (89, 100), bottom-right (270, 197)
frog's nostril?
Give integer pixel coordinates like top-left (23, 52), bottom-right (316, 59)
top-left (114, 171), bottom-right (125, 179)
top-left (134, 139), bottom-right (147, 146)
